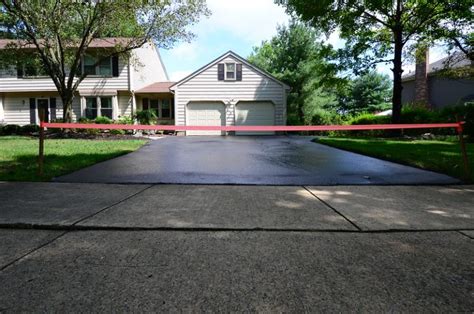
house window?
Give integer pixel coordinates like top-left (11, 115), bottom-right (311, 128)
top-left (83, 55), bottom-right (112, 76)
top-left (98, 58), bottom-right (112, 76)
top-left (100, 97), bottom-right (113, 118)
top-left (85, 97), bottom-right (98, 119)
top-left (225, 63), bottom-right (235, 80)
top-left (24, 64), bottom-right (48, 77)
top-left (150, 99), bottom-right (159, 117)
top-left (161, 99), bottom-right (171, 118)
top-left (83, 55), bottom-right (97, 75)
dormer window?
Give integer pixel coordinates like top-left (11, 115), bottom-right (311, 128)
top-left (225, 63), bottom-right (236, 80)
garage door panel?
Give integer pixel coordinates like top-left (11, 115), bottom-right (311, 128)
top-left (186, 102), bottom-right (225, 136)
top-left (236, 102), bottom-right (275, 135)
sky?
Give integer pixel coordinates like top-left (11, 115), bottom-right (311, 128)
top-left (160, 0), bottom-right (447, 82)
top-left (160, 0), bottom-right (292, 82)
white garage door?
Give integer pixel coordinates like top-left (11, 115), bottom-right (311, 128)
top-left (235, 102), bottom-right (275, 135)
top-left (186, 102), bottom-right (225, 135)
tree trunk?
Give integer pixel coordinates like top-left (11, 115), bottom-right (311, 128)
top-left (391, 30), bottom-right (404, 125)
top-left (61, 92), bottom-right (74, 123)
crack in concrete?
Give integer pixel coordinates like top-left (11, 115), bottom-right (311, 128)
top-left (71, 184), bottom-right (154, 226)
top-left (458, 231), bottom-right (474, 239)
top-left (302, 186), bottom-right (363, 231)
top-left (0, 231), bottom-right (68, 272)
top-left (0, 184), bottom-right (154, 273)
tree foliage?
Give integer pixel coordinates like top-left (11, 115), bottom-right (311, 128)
top-left (248, 21), bottom-right (342, 125)
top-left (339, 72), bottom-right (392, 114)
top-left (277, 0), bottom-right (473, 123)
top-left (0, 0), bottom-right (209, 122)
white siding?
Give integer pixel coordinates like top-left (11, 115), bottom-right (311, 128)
top-left (3, 93), bottom-right (80, 125)
top-left (173, 55), bottom-right (287, 127)
top-left (132, 43), bottom-right (169, 90)
top-left (0, 56), bottom-right (129, 92)
top-left (118, 93), bottom-right (132, 117)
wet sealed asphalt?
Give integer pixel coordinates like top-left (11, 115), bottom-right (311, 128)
top-left (56, 136), bottom-right (459, 185)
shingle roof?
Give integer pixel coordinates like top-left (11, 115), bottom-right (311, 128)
top-left (135, 82), bottom-right (175, 93)
top-left (0, 37), bottom-right (133, 49)
top-left (402, 53), bottom-right (472, 81)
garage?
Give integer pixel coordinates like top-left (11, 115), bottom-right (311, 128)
top-left (170, 51), bottom-right (290, 136)
top-left (186, 102), bottom-right (225, 135)
top-left (235, 101), bottom-right (275, 135)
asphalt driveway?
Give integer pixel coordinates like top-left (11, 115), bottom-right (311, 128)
top-left (56, 136), bottom-right (459, 185)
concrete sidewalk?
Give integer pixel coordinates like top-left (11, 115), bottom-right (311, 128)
top-left (0, 182), bottom-right (473, 311)
top-left (0, 182), bottom-right (473, 230)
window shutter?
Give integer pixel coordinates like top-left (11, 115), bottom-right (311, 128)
top-left (217, 63), bottom-right (224, 81)
top-left (236, 64), bottom-right (242, 81)
top-left (142, 98), bottom-right (149, 110)
top-left (29, 98), bottom-right (36, 124)
top-left (50, 97), bottom-right (57, 121)
top-left (17, 63), bottom-right (24, 78)
top-left (77, 59), bottom-right (82, 76)
top-left (112, 55), bottom-right (119, 77)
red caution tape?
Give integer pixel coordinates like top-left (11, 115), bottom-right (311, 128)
top-left (41, 122), bottom-right (463, 132)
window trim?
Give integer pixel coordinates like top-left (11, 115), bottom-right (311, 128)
top-left (224, 62), bottom-right (236, 81)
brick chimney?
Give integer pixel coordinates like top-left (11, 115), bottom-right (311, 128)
top-left (414, 46), bottom-right (430, 107)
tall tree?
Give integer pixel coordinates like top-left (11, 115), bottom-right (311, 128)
top-left (248, 21), bottom-right (342, 124)
top-left (0, 0), bottom-right (209, 122)
top-left (277, 0), bottom-right (472, 123)
top-left (340, 72), bottom-right (392, 114)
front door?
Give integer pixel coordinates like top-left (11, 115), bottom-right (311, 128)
top-left (37, 99), bottom-right (49, 122)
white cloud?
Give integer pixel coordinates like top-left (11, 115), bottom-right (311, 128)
top-left (170, 41), bottom-right (200, 62)
top-left (169, 70), bottom-right (192, 82)
top-left (198, 0), bottom-right (290, 44)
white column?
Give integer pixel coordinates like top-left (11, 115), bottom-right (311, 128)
top-left (80, 96), bottom-right (86, 118)
top-left (131, 92), bottom-right (136, 117)
top-left (0, 94), bottom-right (4, 123)
top-left (96, 96), bottom-right (102, 117)
top-left (112, 95), bottom-right (119, 120)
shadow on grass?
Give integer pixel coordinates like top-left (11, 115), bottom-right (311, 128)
top-left (0, 151), bottom-right (135, 182)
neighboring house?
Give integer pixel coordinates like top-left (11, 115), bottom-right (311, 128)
top-left (169, 51), bottom-right (290, 135)
top-left (0, 38), bottom-right (170, 125)
top-left (402, 51), bottom-right (474, 109)
top-left (0, 42), bottom-right (290, 136)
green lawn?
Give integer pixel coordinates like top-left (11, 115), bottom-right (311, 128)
top-left (0, 136), bottom-right (147, 181)
top-left (316, 137), bottom-right (474, 182)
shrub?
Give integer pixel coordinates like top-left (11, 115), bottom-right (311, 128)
top-left (21, 124), bottom-right (40, 134)
top-left (346, 113), bottom-right (391, 137)
top-left (439, 103), bottom-right (474, 141)
top-left (2, 124), bottom-right (22, 135)
top-left (110, 129), bottom-right (126, 135)
top-left (94, 116), bottom-right (113, 124)
top-left (135, 110), bottom-right (157, 125)
top-left (78, 117), bottom-right (92, 123)
top-left (348, 113), bottom-right (391, 125)
top-left (117, 115), bottom-right (134, 125)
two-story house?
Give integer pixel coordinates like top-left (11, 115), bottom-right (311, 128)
top-left (1, 39), bottom-right (290, 135)
top-left (0, 38), bottom-right (172, 126)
